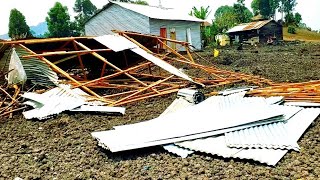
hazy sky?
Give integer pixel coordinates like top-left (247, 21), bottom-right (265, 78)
top-left (0, 0), bottom-right (319, 35)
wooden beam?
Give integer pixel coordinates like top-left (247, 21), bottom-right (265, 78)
top-left (22, 49), bottom-right (113, 58)
top-left (157, 39), bottom-right (191, 62)
top-left (114, 30), bottom-right (189, 45)
top-left (72, 41), bottom-right (87, 80)
top-left (73, 40), bottom-right (160, 94)
top-left (53, 55), bottom-right (78, 65)
top-left (111, 75), bottom-right (174, 106)
top-left (186, 45), bottom-right (195, 63)
top-left (18, 44), bottom-right (103, 99)
top-left (3, 36), bottom-right (94, 45)
top-left (73, 61), bottom-right (152, 89)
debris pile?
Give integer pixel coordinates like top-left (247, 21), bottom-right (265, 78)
top-left (0, 31), bottom-right (273, 119)
top-left (92, 89), bottom-right (320, 166)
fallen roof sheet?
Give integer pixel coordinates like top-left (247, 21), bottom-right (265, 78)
top-left (22, 84), bottom-right (125, 120)
top-left (92, 94), bottom-right (286, 152)
top-left (94, 34), bottom-right (138, 52)
top-left (177, 108), bottom-right (320, 166)
top-left (71, 105), bottom-right (125, 115)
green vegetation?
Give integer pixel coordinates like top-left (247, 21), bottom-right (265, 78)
top-left (8, 9), bottom-right (32, 39)
top-left (287, 25), bottom-right (296, 34)
top-left (46, 2), bottom-right (75, 37)
top-left (74, 0), bottom-right (97, 35)
top-left (283, 27), bottom-right (320, 42)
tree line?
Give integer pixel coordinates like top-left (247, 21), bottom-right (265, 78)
top-left (8, 0), bottom-right (306, 43)
top-left (189, 0), bottom-right (305, 47)
top-left (8, 0), bottom-right (148, 39)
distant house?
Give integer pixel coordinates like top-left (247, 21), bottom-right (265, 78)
top-left (227, 20), bottom-right (283, 44)
top-left (85, 1), bottom-right (204, 50)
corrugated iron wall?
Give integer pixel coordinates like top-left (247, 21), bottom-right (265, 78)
top-left (150, 19), bottom-right (202, 50)
top-left (85, 4), bottom-right (150, 36)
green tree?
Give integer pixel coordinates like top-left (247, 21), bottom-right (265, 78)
top-left (252, 0), bottom-right (280, 19)
top-left (294, 12), bottom-right (302, 26)
top-left (190, 6), bottom-right (211, 20)
top-left (8, 8), bottom-right (32, 39)
top-left (133, 0), bottom-right (148, 5)
top-left (233, 0), bottom-right (253, 23)
top-left (214, 5), bottom-right (237, 33)
top-left (46, 2), bottom-right (74, 37)
top-left (279, 0), bottom-right (297, 20)
top-left (74, 0), bottom-right (97, 35)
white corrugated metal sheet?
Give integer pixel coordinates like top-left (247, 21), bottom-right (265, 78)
top-left (71, 105), bottom-right (125, 115)
top-left (177, 108), bottom-right (320, 166)
top-left (94, 34), bottom-right (138, 52)
top-left (22, 85), bottom-right (86, 120)
top-left (225, 105), bottom-right (302, 150)
top-left (112, 2), bottom-right (204, 22)
top-left (22, 84), bottom-right (125, 120)
top-left (131, 48), bottom-right (194, 82)
top-left (92, 94), bottom-right (286, 152)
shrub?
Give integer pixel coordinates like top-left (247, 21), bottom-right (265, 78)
top-left (288, 26), bottom-right (296, 34)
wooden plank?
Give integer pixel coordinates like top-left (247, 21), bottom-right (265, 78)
top-left (53, 55), bottom-right (78, 65)
top-left (22, 49), bottom-right (113, 58)
top-left (72, 41), bottom-right (87, 80)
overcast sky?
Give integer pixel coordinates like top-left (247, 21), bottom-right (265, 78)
top-left (0, 0), bottom-right (319, 35)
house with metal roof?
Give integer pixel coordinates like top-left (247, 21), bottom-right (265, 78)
top-left (85, 1), bottom-right (204, 50)
top-left (227, 20), bottom-right (283, 44)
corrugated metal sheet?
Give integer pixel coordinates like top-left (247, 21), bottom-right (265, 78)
top-left (85, 4), bottom-right (150, 36)
top-left (149, 19), bottom-right (202, 50)
top-left (92, 94), bottom-right (286, 152)
top-left (177, 108), bottom-right (320, 166)
top-left (15, 46), bottom-right (58, 86)
top-left (112, 2), bottom-right (203, 22)
top-left (227, 20), bottom-right (272, 33)
top-left (22, 85), bottom-right (86, 120)
top-left (284, 102), bottom-right (320, 107)
top-left (131, 47), bottom-right (194, 82)
top-left (71, 105), bottom-right (125, 115)
top-left (94, 34), bottom-right (138, 52)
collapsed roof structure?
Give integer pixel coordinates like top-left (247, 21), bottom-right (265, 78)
top-left (0, 31), bottom-right (272, 109)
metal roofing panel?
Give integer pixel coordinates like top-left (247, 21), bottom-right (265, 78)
top-left (112, 2), bottom-right (204, 22)
top-left (92, 94), bottom-right (286, 152)
top-left (131, 47), bottom-right (194, 82)
top-left (71, 105), bottom-right (125, 115)
top-left (225, 105), bottom-right (302, 150)
top-left (94, 34), bottom-right (138, 52)
top-left (177, 108), bottom-right (320, 166)
top-left (227, 20), bottom-right (272, 33)
top-left (22, 85), bottom-right (86, 120)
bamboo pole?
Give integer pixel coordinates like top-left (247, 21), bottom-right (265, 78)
top-left (111, 75), bottom-right (174, 106)
top-left (18, 44), bottom-right (102, 99)
top-left (73, 40), bottom-right (160, 94)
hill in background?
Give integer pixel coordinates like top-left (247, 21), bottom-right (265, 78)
top-left (0, 22), bottom-right (48, 40)
top-left (283, 27), bottom-right (320, 42)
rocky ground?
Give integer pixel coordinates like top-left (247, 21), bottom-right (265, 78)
top-left (0, 42), bottom-right (319, 179)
